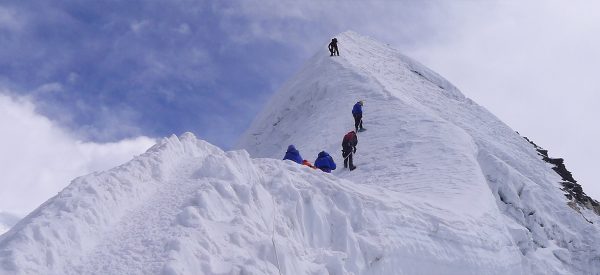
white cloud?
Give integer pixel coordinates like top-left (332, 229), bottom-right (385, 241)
top-left (176, 23), bottom-right (190, 34)
top-left (130, 19), bottom-right (150, 33)
top-left (0, 6), bottom-right (23, 31)
top-left (67, 72), bottom-right (79, 84)
top-left (403, 1), bottom-right (600, 200)
top-left (33, 82), bottom-right (63, 94)
top-left (0, 93), bottom-right (156, 217)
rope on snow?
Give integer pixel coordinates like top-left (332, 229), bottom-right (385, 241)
top-left (270, 196), bottom-right (283, 275)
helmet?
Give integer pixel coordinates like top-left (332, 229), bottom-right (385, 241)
top-left (359, 100), bottom-right (364, 105)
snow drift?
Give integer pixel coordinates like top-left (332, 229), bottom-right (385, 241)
top-left (1, 31), bottom-right (599, 274)
top-left (2, 133), bottom-right (468, 274)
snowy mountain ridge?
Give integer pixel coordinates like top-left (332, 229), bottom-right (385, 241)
top-left (523, 136), bottom-right (600, 216)
top-left (237, 31), bottom-right (600, 274)
top-left (1, 31), bottom-right (599, 274)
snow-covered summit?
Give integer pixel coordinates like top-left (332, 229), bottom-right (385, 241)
top-left (237, 31), bottom-right (600, 274)
top-left (1, 31), bottom-right (599, 274)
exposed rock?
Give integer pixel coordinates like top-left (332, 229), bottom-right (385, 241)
top-left (522, 135), bottom-right (600, 216)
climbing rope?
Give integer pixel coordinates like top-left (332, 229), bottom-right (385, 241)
top-left (270, 196), bottom-right (283, 275)
top-left (342, 151), bottom-right (353, 161)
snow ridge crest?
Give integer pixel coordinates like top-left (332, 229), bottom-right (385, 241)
top-left (0, 133), bottom-right (221, 273)
top-left (237, 31), bottom-right (600, 274)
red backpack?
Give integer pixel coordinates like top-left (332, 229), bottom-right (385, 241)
top-left (342, 131), bottom-right (357, 148)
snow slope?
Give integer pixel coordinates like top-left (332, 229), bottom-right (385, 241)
top-left (2, 132), bottom-right (511, 275)
top-left (237, 31), bottom-right (600, 274)
top-left (0, 133), bottom-right (364, 274)
top-left (1, 31), bottom-right (599, 275)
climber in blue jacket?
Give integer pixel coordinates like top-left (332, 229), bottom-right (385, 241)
top-left (283, 145), bottom-right (303, 164)
top-left (314, 151), bottom-right (336, 173)
top-left (352, 101), bottom-right (365, 132)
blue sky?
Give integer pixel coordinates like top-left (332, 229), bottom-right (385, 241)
top-left (1, 1), bottom-right (309, 145)
top-left (0, 1), bottom-right (441, 147)
top-left (1, 1), bottom-right (599, 205)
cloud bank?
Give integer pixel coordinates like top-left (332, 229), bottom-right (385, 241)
top-left (0, 93), bottom-right (155, 220)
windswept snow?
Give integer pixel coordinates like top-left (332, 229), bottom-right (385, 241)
top-left (237, 31), bottom-right (600, 274)
top-left (2, 133), bottom-right (514, 274)
top-left (1, 31), bottom-right (599, 275)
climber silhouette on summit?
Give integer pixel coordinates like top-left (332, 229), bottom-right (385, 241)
top-left (328, 38), bottom-right (339, 56)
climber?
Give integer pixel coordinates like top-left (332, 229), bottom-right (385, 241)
top-left (352, 101), bottom-right (365, 132)
top-left (342, 130), bottom-right (358, 171)
top-left (328, 38), bottom-right (339, 56)
top-left (302, 160), bottom-right (316, 169)
top-left (314, 151), bottom-right (336, 173)
top-left (283, 145), bottom-right (303, 164)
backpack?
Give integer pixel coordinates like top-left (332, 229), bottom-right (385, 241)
top-left (342, 131), bottom-right (357, 148)
top-left (302, 160), bottom-right (316, 169)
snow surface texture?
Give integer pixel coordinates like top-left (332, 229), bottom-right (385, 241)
top-left (237, 31), bottom-right (600, 274)
top-left (1, 133), bottom-right (431, 275)
top-left (1, 31), bottom-right (599, 275)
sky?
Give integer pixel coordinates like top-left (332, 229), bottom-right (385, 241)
top-left (0, 93), bottom-right (155, 217)
top-left (0, 1), bottom-right (598, 217)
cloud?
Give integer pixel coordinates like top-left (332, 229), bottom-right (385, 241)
top-left (401, 1), bottom-right (600, 200)
top-left (0, 6), bottom-right (23, 31)
top-left (0, 1), bottom-right (220, 143)
top-left (176, 23), bottom-right (190, 35)
top-left (33, 82), bottom-right (63, 95)
top-left (130, 19), bottom-right (150, 33)
top-left (0, 93), bottom-right (156, 217)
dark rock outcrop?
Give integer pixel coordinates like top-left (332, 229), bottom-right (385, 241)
top-left (522, 135), bottom-right (600, 216)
